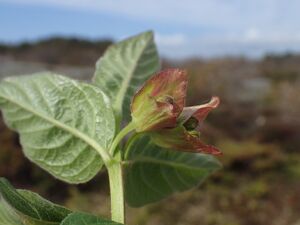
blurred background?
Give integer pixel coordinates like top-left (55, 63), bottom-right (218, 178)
top-left (0, 1), bottom-right (299, 225)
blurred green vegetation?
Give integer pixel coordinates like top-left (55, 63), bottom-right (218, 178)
top-left (0, 38), bottom-right (299, 225)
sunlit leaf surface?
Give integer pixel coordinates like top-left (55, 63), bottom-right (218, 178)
top-left (93, 31), bottom-right (160, 121)
top-left (0, 73), bottom-right (115, 183)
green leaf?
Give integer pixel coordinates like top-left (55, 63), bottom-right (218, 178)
top-left (93, 31), bottom-right (160, 121)
top-left (0, 178), bottom-right (71, 225)
top-left (0, 73), bottom-right (115, 183)
top-left (124, 135), bottom-right (222, 207)
top-left (0, 200), bottom-right (23, 225)
top-left (61, 212), bottom-right (124, 225)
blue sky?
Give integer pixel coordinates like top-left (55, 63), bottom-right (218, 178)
top-left (1, 0), bottom-right (300, 58)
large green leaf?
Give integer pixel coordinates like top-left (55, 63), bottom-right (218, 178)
top-left (93, 31), bottom-right (160, 121)
top-left (124, 135), bottom-right (222, 207)
top-left (0, 178), bottom-right (71, 225)
top-left (61, 212), bottom-right (123, 225)
top-left (0, 73), bottom-right (115, 183)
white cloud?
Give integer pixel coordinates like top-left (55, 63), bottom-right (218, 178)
top-left (155, 34), bottom-right (187, 47)
top-left (244, 28), bottom-right (261, 42)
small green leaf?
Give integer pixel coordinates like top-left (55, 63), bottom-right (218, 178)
top-left (124, 135), bottom-right (222, 207)
top-left (61, 212), bottom-right (124, 225)
top-left (0, 178), bottom-right (71, 225)
top-left (93, 31), bottom-right (160, 121)
top-left (0, 73), bottom-right (115, 183)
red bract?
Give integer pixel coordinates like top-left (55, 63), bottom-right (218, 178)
top-left (131, 69), bottom-right (221, 155)
top-left (151, 97), bottom-right (222, 155)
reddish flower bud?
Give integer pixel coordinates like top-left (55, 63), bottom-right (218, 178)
top-left (130, 68), bottom-right (222, 156)
top-left (151, 97), bottom-right (222, 155)
top-left (131, 69), bottom-right (187, 132)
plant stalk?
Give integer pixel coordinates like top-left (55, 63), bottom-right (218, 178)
top-left (109, 121), bottom-right (135, 155)
top-left (108, 162), bottom-right (125, 224)
top-left (107, 122), bottom-right (136, 223)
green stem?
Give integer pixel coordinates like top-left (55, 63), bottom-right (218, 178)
top-left (108, 162), bottom-right (125, 224)
top-left (109, 121), bottom-right (135, 156)
top-left (107, 122), bottom-right (135, 224)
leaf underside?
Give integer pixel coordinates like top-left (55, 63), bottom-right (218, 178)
top-left (93, 31), bottom-right (160, 121)
top-left (0, 73), bottom-right (115, 183)
top-left (0, 200), bottom-right (23, 225)
top-left (124, 135), bottom-right (222, 207)
top-left (0, 178), bottom-right (72, 225)
top-left (61, 212), bottom-right (124, 225)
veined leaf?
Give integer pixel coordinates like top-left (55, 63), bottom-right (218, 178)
top-left (0, 199), bottom-right (23, 225)
top-left (0, 178), bottom-right (71, 225)
top-left (124, 135), bottom-right (222, 207)
top-left (93, 31), bottom-right (160, 121)
top-left (0, 73), bottom-right (115, 183)
top-left (61, 212), bottom-right (124, 225)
